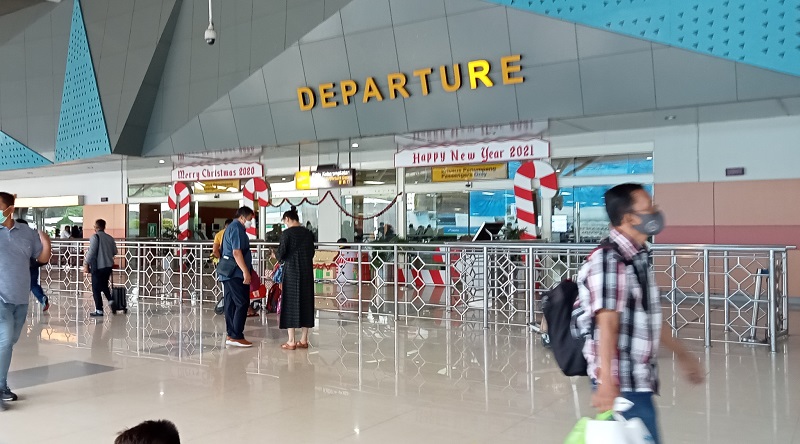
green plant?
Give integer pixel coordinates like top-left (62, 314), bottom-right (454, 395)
top-left (504, 226), bottom-right (527, 240)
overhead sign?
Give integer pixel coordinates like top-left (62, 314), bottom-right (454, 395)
top-left (193, 180), bottom-right (241, 194)
top-left (432, 164), bottom-right (507, 182)
top-left (395, 139), bottom-right (550, 168)
top-left (295, 169), bottom-right (355, 190)
top-left (172, 162), bottom-right (263, 182)
top-left (297, 54), bottom-right (524, 111)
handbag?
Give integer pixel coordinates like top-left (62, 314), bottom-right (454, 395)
top-left (216, 255), bottom-right (237, 278)
top-left (250, 269), bottom-right (262, 293)
top-left (565, 398), bottom-right (653, 444)
top-left (272, 264), bottom-right (284, 284)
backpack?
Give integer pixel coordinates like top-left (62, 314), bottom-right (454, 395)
top-left (541, 240), bottom-right (634, 377)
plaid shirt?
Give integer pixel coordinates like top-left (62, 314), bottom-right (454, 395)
top-left (575, 229), bottom-right (662, 393)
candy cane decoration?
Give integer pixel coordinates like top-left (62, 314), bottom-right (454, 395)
top-left (243, 177), bottom-right (270, 239)
top-left (514, 161), bottom-right (558, 240)
top-left (168, 182), bottom-right (192, 240)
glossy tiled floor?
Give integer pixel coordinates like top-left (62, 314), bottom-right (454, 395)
top-left (1, 295), bottom-right (799, 444)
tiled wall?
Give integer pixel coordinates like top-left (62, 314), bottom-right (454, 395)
top-left (656, 180), bottom-right (800, 296)
top-left (83, 204), bottom-right (127, 239)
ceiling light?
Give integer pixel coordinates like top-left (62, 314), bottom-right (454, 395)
top-left (482, 192), bottom-right (494, 196)
top-left (454, 208), bottom-right (462, 211)
top-left (364, 181), bottom-right (385, 185)
top-left (664, 115), bottom-right (677, 121)
top-left (352, 143), bottom-right (359, 148)
top-left (281, 177), bottom-right (286, 181)
top-left (646, 156), bottom-right (653, 160)
top-left (158, 159), bottom-right (165, 164)
top-left (556, 169), bottom-right (561, 173)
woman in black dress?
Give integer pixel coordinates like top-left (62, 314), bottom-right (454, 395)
top-left (275, 207), bottom-right (316, 350)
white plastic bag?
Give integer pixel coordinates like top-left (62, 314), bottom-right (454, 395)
top-left (584, 398), bottom-right (654, 444)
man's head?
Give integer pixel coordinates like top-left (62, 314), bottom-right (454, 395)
top-left (604, 183), bottom-right (664, 244)
top-left (224, 218), bottom-right (233, 227)
top-left (0, 192), bottom-right (15, 226)
top-left (235, 206), bottom-right (255, 228)
top-left (115, 420), bottom-right (180, 444)
top-left (95, 219), bottom-right (107, 232)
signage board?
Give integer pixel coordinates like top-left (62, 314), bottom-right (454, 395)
top-left (147, 223), bottom-right (158, 238)
top-left (432, 164), bottom-right (507, 182)
top-left (171, 162), bottom-right (263, 182)
top-left (193, 180), bottom-right (241, 194)
top-left (295, 169), bottom-right (355, 190)
top-left (297, 54), bottom-right (524, 111)
top-left (395, 139), bottom-right (550, 168)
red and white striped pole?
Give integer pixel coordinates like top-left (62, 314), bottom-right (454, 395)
top-left (168, 182), bottom-right (192, 240)
top-left (242, 177), bottom-right (270, 239)
top-left (513, 160), bottom-right (558, 240)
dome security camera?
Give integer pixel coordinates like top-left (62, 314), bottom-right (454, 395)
top-left (204, 0), bottom-right (216, 45)
top-left (204, 24), bottom-right (216, 45)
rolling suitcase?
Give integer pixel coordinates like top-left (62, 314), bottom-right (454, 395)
top-left (111, 287), bottom-right (128, 314)
top-left (110, 269), bottom-right (128, 314)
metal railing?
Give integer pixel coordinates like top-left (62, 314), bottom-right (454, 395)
top-left (41, 240), bottom-right (791, 352)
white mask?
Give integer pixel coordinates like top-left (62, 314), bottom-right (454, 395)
top-left (244, 219), bottom-right (253, 229)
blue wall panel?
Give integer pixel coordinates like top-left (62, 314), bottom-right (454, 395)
top-left (0, 131), bottom-right (52, 171)
top-left (55, 0), bottom-right (111, 163)
top-left (490, 0), bottom-right (800, 76)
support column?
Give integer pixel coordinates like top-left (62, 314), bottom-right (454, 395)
top-left (397, 167), bottom-right (407, 238)
top-left (541, 198), bottom-right (553, 242)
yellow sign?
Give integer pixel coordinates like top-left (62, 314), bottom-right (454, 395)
top-left (193, 180), bottom-right (240, 194)
top-left (294, 171), bottom-right (311, 190)
top-left (297, 54), bottom-right (524, 111)
top-left (432, 164), bottom-right (507, 182)
top-left (295, 169), bottom-right (355, 190)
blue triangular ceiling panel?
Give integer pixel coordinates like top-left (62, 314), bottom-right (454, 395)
top-left (56, 0), bottom-right (111, 163)
top-left (0, 131), bottom-right (52, 172)
top-left (490, 0), bottom-right (800, 76)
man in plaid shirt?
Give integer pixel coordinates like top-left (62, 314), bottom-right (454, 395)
top-left (576, 183), bottom-right (704, 443)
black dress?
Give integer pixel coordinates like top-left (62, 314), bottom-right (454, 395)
top-left (278, 226), bottom-right (316, 329)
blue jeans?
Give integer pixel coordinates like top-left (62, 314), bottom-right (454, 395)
top-left (222, 278), bottom-right (249, 340)
top-left (620, 392), bottom-right (660, 444)
top-left (0, 302), bottom-right (29, 390)
top-left (590, 380), bottom-right (661, 444)
top-left (30, 267), bottom-right (47, 305)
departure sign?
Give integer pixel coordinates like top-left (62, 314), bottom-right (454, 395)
top-left (295, 169), bottom-right (355, 190)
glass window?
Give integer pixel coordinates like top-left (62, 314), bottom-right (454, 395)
top-left (128, 183), bottom-right (170, 198)
top-left (555, 184), bottom-right (654, 243)
top-left (509, 154), bottom-right (653, 179)
top-left (356, 169), bottom-right (396, 186)
top-left (127, 203), bottom-right (175, 239)
top-left (265, 202), bottom-right (319, 241)
top-left (406, 190), bottom-right (514, 240)
top-left (341, 194), bottom-right (398, 242)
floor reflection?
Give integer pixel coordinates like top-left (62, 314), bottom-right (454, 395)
top-left (7, 292), bottom-right (800, 444)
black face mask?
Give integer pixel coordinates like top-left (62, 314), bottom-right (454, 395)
top-left (632, 210), bottom-right (665, 236)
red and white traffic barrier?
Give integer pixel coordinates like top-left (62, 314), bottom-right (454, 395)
top-left (513, 160), bottom-right (558, 240)
top-left (243, 177), bottom-right (270, 239)
top-left (168, 182), bottom-right (191, 240)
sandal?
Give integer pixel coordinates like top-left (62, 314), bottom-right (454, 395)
top-left (281, 342), bottom-right (297, 350)
top-left (297, 342), bottom-right (309, 349)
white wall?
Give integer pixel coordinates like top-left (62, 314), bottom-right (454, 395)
top-left (0, 171), bottom-right (125, 205)
top-left (550, 115), bottom-right (800, 184)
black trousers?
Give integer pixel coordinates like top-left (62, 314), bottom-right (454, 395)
top-left (223, 278), bottom-right (249, 340)
top-left (91, 267), bottom-right (113, 311)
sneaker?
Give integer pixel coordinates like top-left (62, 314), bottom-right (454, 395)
top-left (1, 389), bottom-right (18, 402)
top-left (89, 310), bottom-right (104, 317)
top-left (225, 338), bottom-right (253, 348)
top-left (42, 297), bottom-right (50, 313)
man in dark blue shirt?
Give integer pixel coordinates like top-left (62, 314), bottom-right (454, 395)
top-left (218, 206), bottom-right (255, 348)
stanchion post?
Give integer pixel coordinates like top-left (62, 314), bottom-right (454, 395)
top-left (483, 246), bottom-right (489, 330)
top-left (703, 249), bottom-right (711, 348)
top-left (769, 250), bottom-right (777, 353)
